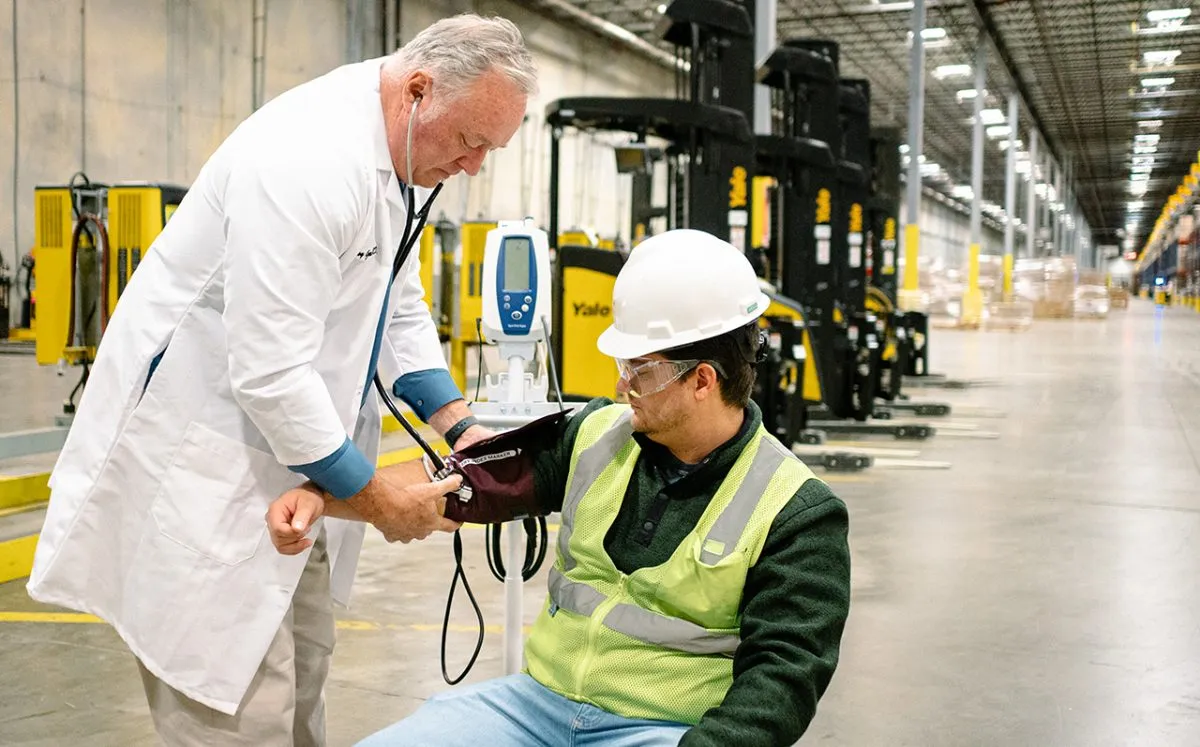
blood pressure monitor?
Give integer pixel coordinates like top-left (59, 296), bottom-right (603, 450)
top-left (481, 218), bottom-right (552, 342)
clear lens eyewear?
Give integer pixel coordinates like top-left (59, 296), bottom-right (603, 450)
top-left (615, 358), bottom-right (726, 399)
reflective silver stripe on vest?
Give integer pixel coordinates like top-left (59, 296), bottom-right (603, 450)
top-left (558, 411), bottom-right (634, 572)
top-left (606, 603), bottom-right (739, 655)
top-left (548, 566), bottom-right (605, 616)
top-left (699, 435), bottom-right (794, 564)
top-left (548, 568), bottom-right (740, 656)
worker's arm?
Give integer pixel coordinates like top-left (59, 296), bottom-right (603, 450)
top-left (268, 460), bottom-right (463, 554)
top-left (222, 146), bottom-right (377, 499)
top-left (680, 482), bottom-right (851, 747)
top-left (530, 397), bottom-right (616, 514)
top-left (376, 236), bottom-right (489, 448)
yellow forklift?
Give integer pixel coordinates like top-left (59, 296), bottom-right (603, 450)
top-left (754, 41), bottom-right (935, 441)
top-left (545, 0), bottom-right (874, 470)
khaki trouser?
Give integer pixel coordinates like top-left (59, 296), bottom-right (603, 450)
top-left (137, 529), bottom-right (336, 747)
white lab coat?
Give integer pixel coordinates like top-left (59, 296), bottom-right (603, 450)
top-left (26, 58), bottom-right (449, 715)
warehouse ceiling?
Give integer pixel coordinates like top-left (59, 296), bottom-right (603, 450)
top-left (519, 0), bottom-right (1200, 255)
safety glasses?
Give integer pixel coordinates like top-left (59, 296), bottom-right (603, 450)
top-left (615, 358), bottom-right (726, 399)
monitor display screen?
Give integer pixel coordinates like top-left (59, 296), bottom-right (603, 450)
top-left (503, 237), bottom-right (532, 290)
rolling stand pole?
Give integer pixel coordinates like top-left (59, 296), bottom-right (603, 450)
top-left (503, 355), bottom-right (525, 676)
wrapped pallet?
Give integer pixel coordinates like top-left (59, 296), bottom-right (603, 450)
top-left (1074, 270), bottom-right (1110, 319)
top-left (1013, 257), bottom-right (1077, 318)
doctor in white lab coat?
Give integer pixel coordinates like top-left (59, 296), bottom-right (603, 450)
top-left (26, 13), bottom-right (536, 746)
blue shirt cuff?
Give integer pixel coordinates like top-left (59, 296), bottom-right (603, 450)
top-left (289, 437), bottom-right (374, 499)
top-left (392, 369), bottom-right (464, 422)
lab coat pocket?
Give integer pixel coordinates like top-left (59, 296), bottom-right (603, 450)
top-left (150, 422), bottom-right (275, 566)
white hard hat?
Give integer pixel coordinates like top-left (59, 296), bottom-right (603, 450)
top-left (597, 229), bottom-right (771, 359)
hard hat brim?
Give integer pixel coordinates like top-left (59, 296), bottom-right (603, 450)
top-left (596, 291), bottom-right (770, 359)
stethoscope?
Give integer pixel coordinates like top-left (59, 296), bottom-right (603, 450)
top-left (372, 93), bottom-right (449, 471)
top-left (368, 94), bottom-right (538, 687)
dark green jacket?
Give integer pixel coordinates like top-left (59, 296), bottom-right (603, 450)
top-left (532, 398), bottom-right (851, 747)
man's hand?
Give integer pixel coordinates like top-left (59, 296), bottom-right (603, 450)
top-left (452, 424), bottom-right (495, 451)
top-left (346, 469), bottom-right (464, 543)
top-left (267, 483), bottom-right (325, 555)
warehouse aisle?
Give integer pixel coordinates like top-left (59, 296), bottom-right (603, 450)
top-left (1, 302), bottom-right (1198, 746)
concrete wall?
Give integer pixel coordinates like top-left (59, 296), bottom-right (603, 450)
top-left (0, 0), bottom-right (674, 325)
top-left (899, 194), bottom-right (1008, 273)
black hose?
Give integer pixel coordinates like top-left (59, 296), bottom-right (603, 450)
top-left (485, 517), bottom-right (549, 583)
top-left (440, 529), bottom-right (485, 686)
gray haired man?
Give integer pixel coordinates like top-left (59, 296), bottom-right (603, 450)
top-left (25, 13), bottom-right (536, 747)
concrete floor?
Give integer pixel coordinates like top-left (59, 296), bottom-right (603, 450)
top-left (2, 301), bottom-right (1200, 746)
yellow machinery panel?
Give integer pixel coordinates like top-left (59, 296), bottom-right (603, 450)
top-left (458, 222), bottom-right (493, 336)
top-left (559, 229), bottom-right (597, 248)
top-left (452, 221), bottom-right (496, 392)
top-left (419, 224), bottom-right (436, 313)
top-left (865, 286), bottom-right (899, 362)
top-left (33, 188), bottom-right (75, 365)
top-left (751, 176), bottom-right (773, 249)
top-left (34, 182), bottom-right (186, 366)
top-left (554, 246), bottom-right (622, 400)
top-left (106, 185), bottom-right (184, 313)
top-left (762, 295), bottom-right (823, 405)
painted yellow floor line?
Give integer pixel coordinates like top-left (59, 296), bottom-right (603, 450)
top-left (0, 535), bottom-right (38, 585)
top-left (0, 611), bottom-right (532, 634)
top-left (0, 472), bottom-right (51, 512)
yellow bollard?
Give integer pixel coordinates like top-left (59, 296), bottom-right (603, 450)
top-left (960, 243), bottom-right (984, 327)
top-left (1003, 253), bottom-right (1014, 300)
top-left (899, 224), bottom-right (922, 311)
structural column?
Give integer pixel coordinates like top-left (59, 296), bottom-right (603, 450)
top-left (963, 32), bottom-right (987, 325)
top-left (1055, 161), bottom-right (1065, 257)
top-left (1026, 129), bottom-right (1038, 259)
top-left (754, 0), bottom-right (776, 136)
top-left (901, 0), bottom-right (926, 310)
top-left (1041, 158), bottom-right (1052, 255)
top-left (1003, 93), bottom-right (1018, 300)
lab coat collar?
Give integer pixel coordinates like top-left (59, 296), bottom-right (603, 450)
top-left (364, 57), bottom-right (409, 209)
top-left (367, 57), bottom-right (397, 173)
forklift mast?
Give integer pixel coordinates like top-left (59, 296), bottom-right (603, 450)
top-left (838, 78), bottom-right (872, 317)
top-left (657, 0), bottom-right (757, 252)
top-left (779, 39), bottom-right (842, 331)
top-left (754, 45), bottom-right (838, 310)
top-left (868, 127), bottom-right (903, 302)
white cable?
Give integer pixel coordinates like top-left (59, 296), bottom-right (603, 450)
top-left (406, 96), bottom-right (420, 190)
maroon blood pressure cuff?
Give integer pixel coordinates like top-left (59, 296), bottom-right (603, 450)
top-left (433, 410), bottom-right (571, 525)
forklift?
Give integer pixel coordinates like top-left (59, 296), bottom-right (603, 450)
top-left (755, 40), bottom-right (934, 441)
top-left (866, 128), bottom-right (952, 415)
top-left (545, 0), bottom-right (873, 470)
top-left (547, 0), bottom-right (757, 402)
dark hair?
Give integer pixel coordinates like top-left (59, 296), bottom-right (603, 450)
top-left (662, 322), bottom-right (762, 407)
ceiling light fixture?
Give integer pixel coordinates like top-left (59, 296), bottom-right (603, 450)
top-left (1146, 8), bottom-right (1191, 24)
top-left (978, 108), bottom-right (1006, 125)
top-left (1142, 76), bottom-right (1176, 87)
top-left (1143, 49), bottom-right (1182, 66)
top-left (934, 64), bottom-right (972, 79)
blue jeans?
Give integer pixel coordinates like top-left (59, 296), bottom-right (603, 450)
top-left (356, 673), bottom-right (690, 747)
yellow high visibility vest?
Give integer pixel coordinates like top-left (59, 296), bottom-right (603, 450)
top-left (525, 404), bottom-right (821, 724)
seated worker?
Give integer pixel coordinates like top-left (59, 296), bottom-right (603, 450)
top-left (269, 228), bottom-right (852, 746)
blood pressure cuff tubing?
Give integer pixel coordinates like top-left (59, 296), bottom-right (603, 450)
top-left (435, 410), bottom-right (570, 524)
